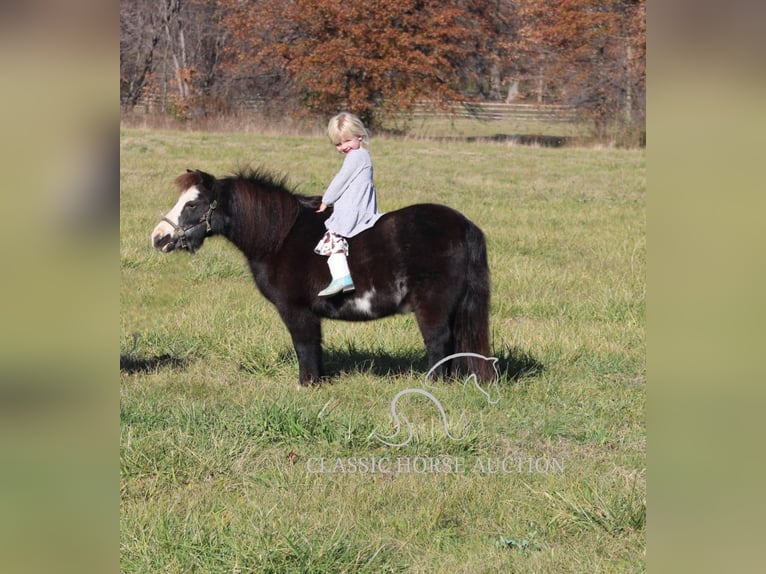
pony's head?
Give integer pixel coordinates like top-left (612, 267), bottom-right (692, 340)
top-left (151, 170), bottom-right (220, 253)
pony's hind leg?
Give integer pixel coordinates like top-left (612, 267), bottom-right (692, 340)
top-left (413, 308), bottom-right (455, 379)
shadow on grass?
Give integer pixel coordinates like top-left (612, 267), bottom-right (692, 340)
top-left (323, 344), bottom-right (543, 383)
top-left (324, 346), bottom-right (429, 379)
top-left (493, 346), bottom-right (544, 382)
top-left (119, 344), bottom-right (543, 383)
top-left (120, 353), bottom-right (189, 374)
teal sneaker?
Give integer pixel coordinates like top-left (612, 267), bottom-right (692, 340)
top-left (318, 275), bottom-right (355, 297)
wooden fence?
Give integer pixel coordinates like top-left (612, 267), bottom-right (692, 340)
top-left (125, 96), bottom-right (579, 123)
top-left (411, 101), bottom-right (578, 123)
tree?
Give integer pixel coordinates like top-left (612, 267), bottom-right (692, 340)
top-left (455, 0), bottom-right (519, 101)
top-left (625, 0), bottom-right (646, 126)
top-left (216, 0), bottom-right (478, 126)
top-left (122, 0), bottom-right (645, 137)
top-left (514, 0), bottom-right (645, 135)
top-left (120, 0), bottom-right (164, 108)
top-left (121, 0), bottom-right (227, 116)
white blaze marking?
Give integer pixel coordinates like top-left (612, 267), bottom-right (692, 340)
top-left (150, 186), bottom-right (201, 246)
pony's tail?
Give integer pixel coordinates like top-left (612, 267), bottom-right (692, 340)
top-left (452, 222), bottom-right (494, 381)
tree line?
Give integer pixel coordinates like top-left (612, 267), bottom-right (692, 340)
top-left (120, 0), bottom-right (645, 134)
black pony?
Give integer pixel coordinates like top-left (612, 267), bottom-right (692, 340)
top-left (151, 168), bottom-right (493, 385)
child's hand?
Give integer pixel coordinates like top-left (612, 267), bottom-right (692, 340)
top-left (316, 202), bottom-right (328, 213)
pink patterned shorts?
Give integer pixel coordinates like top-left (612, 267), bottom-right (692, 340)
top-left (314, 231), bottom-right (349, 256)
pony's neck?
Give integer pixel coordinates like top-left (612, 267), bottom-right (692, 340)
top-left (226, 179), bottom-right (302, 260)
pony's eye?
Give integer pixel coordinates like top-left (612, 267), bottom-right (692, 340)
top-left (184, 201), bottom-right (199, 209)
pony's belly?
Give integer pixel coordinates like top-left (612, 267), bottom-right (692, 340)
top-left (318, 287), bottom-right (409, 321)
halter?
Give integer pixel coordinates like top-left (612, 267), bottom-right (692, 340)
top-left (162, 200), bottom-right (217, 250)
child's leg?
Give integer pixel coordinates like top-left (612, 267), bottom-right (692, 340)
top-left (327, 252), bottom-right (353, 282)
top-left (318, 248), bottom-right (355, 297)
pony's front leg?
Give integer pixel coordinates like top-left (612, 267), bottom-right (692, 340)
top-left (280, 307), bottom-right (323, 386)
top-left (293, 338), bottom-right (323, 386)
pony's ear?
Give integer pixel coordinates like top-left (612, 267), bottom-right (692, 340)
top-left (190, 170), bottom-right (216, 194)
top-left (175, 169), bottom-right (217, 196)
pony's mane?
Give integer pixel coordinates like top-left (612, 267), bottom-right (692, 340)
top-left (225, 167), bottom-right (323, 255)
top-left (231, 167), bottom-right (322, 210)
top-left (233, 166), bottom-right (292, 193)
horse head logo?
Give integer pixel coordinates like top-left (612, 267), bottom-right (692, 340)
top-left (371, 353), bottom-right (501, 447)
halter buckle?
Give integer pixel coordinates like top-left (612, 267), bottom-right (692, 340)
top-left (204, 200), bottom-right (218, 232)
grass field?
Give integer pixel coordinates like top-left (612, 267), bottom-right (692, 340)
top-left (120, 126), bottom-right (645, 572)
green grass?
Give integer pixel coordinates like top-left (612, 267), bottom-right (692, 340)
top-left (121, 126), bottom-right (645, 572)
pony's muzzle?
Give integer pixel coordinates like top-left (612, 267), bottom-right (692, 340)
top-left (153, 234), bottom-right (176, 252)
top-left (151, 222), bottom-right (177, 252)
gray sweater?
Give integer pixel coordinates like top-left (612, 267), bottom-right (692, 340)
top-left (322, 148), bottom-right (383, 237)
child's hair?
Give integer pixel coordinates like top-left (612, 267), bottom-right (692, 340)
top-left (327, 112), bottom-right (370, 147)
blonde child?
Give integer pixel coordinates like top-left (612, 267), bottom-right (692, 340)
top-left (315, 112), bottom-right (383, 297)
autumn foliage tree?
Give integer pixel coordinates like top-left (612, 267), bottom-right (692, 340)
top-left (215, 0), bottom-right (477, 126)
top-left (514, 0), bottom-right (645, 135)
top-left (121, 0), bottom-right (645, 137)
